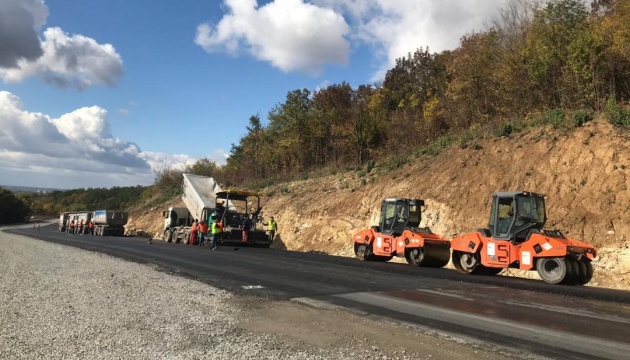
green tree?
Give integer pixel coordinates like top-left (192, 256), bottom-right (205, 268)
top-left (267, 89), bottom-right (313, 174)
top-left (0, 189), bottom-right (31, 224)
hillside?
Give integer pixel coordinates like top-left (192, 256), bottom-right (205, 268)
top-left (127, 119), bottom-right (630, 290)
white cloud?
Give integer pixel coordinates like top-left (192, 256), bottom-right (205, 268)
top-left (139, 152), bottom-right (197, 174)
top-left (0, 0), bottom-right (123, 89)
top-left (0, 91), bottom-right (197, 188)
top-left (313, 0), bottom-right (510, 80)
top-left (195, 0), bottom-right (350, 74)
top-left (198, 0), bottom-right (509, 79)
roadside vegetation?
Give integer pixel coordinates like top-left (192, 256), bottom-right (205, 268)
top-left (0, 189), bottom-right (32, 224)
top-left (220, 0), bottom-right (630, 186)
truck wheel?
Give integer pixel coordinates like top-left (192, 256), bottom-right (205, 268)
top-left (452, 251), bottom-right (479, 274)
top-left (536, 257), bottom-right (567, 284)
top-left (163, 229), bottom-right (172, 243)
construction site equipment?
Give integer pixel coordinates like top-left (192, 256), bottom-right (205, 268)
top-left (61, 211), bottom-right (92, 234)
top-left (92, 210), bottom-right (128, 236)
top-left (213, 189), bottom-right (271, 247)
top-left (58, 212), bottom-right (70, 232)
top-left (451, 191), bottom-right (597, 285)
top-left (352, 198), bottom-right (451, 267)
top-left (73, 211), bottom-right (92, 234)
top-left (162, 207), bottom-right (193, 243)
top-left (163, 174), bottom-right (222, 243)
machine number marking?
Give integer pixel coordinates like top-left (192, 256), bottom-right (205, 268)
top-left (522, 251), bottom-right (531, 266)
top-left (376, 237), bottom-right (382, 248)
top-left (398, 241), bottom-right (404, 247)
top-left (487, 242), bottom-right (496, 256)
top-left (542, 242), bottom-right (552, 251)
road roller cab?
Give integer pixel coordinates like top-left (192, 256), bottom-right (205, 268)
top-left (451, 191), bottom-right (597, 285)
top-left (352, 198), bottom-right (451, 268)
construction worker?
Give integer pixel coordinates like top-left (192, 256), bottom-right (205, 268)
top-left (79, 219), bottom-right (84, 235)
top-left (210, 216), bottom-right (221, 250)
top-left (265, 216), bottom-right (277, 243)
top-left (69, 219), bottom-right (75, 234)
top-left (198, 220), bottom-right (208, 247)
top-left (189, 219), bottom-right (198, 245)
top-left (88, 220), bottom-right (94, 235)
top-left (241, 215), bottom-right (252, 243)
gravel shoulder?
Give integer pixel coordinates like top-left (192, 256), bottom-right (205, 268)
top-left (0, 229), bottom-right (526, 359)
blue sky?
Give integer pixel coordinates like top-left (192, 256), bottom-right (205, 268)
top-left (0, 0), bottom-right (508, 189)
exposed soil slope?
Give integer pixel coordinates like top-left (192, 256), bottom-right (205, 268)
top-left (128, 120), bottom-right (630, 290)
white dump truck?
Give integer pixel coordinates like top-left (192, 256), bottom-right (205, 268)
top-left (92, 210), bottom-right (128, 236)
top-left (58, 212), bottom-right (70, 232)
top-left (162, 173), bottom-right (222, 243)
top-left (60, 211), bottom-right (92, 234)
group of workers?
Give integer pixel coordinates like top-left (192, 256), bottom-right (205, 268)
top-left (186, 213), bottom-right (278, 249)
top-left (67, 218), bottom-right (94, 235)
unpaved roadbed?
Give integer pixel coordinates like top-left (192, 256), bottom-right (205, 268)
top-left (0, 231), bottom-right (525, 359)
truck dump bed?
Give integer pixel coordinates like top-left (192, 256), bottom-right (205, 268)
top-left (182, 173), bottom-right (223, 222)
top-left (92, 210), bottom-right (129, 226)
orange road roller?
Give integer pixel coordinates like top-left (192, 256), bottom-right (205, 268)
top-left (451, 191), bottom-right (596, 285)
top-left (353, 198), bottom-right (451, 267)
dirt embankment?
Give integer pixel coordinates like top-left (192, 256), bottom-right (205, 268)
top-left (127, 120), bottom-right (630, 290)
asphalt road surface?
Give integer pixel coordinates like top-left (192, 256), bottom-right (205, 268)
top-left (10, 224), bottom-right (630, 360)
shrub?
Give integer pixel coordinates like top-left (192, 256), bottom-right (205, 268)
top-left (381, 155), bottom-right (409, 172)
top-left (572, 110), bottom-right (593, 127)
top-left (497, 123), bottom-right (514, 137)
top-left (459, 130), bottom-right (477, 148)
top-left (605, 96), bottom-right (630, 126)
top-left (421, 135), bottom-right (453, 156)
top-left (545, 109), bottom-right (567, 129)
top-left (365, 159), bottom-right (376, 173)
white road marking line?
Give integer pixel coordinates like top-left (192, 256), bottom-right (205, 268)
top-left (241, 285), bottom-right (265, 290)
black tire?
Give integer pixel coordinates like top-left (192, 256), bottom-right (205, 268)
top-left (163, 229), bottom-right (172, 243)
top-left (536, 257), bottom-right (567, 284)
top-left (452, 250), bottom-right (479, 274)
top-left (354, 243), bottom-right (371, 261)
top-left (562, 257), bottom-right (580, 285)
top-left (578, 258), bottom-right (594, 285)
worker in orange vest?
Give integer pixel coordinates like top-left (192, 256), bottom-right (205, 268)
top-left (189, 219), bottom-right (198, 245)
top-left (198, 220), bottom-right (208, 247)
